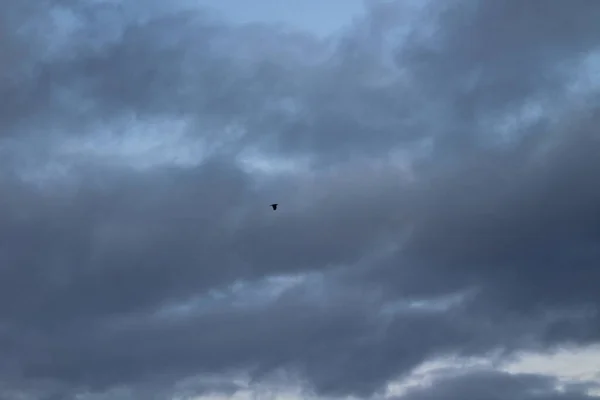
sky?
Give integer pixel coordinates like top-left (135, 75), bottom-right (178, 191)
top-left (1, 0), bottom-right (600, 399)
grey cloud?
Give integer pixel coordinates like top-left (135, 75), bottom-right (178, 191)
top-left (9, 279), bottom-right (523, 398)
top-left (0, 159), bottom-right (249, 323)
top-left (365, 111), bottom-right (600, 313)
top-left (2, 0), bottom-right (420, 161)
top-left (1, 150), bottom-right (556, 396)
top-left (397, 369), bottom-right (600, 400)
top-left (2, 0), bottom-right (600, 399)
top-left (400, 0), bottom-right (600, 155)
top-left (0, 156), bottom-right (412, 330)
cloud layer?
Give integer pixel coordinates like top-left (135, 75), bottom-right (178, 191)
top-left (2, 0), bottom-right (600, 399)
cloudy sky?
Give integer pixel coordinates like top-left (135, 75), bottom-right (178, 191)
top-left (2, 0), bottom-right (600, 399)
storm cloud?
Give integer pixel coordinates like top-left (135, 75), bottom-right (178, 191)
top-left (1, 0), bottom-right (600, 399)
top-left (397, 369), bottom-right (600, 400)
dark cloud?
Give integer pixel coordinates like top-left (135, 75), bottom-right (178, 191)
top-left (1, 0), bottom-right (600, 399)
top-left (397, 369), bottom-right (600, 400)
top-left (402, 0), bottom-right (600, 150)
top-left (364, 110), bottom-right (600, 319)
top-left (5, 276), bottom-right (537, 398)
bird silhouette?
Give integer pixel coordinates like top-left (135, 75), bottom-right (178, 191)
top-left (270, 203), bottom-right (278, 210)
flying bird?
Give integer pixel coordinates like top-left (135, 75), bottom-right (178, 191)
top-left (270, 203), bottom-right (278, 210)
